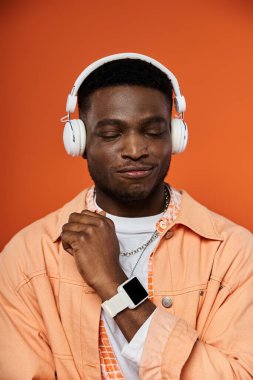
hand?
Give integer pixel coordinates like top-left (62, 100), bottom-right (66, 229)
top-left (61, 210), bottom-right (127, 297)
top-left (62, 210), bottom-right (155, 342)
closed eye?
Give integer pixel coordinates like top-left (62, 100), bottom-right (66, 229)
top-left (142, 120), bottom-right (167, 137)
top-left (144, 129), bottom-right (167, 137)
top-left (99, 132), bottom-right (122, 140)
top-left (145, 131), bottom-right (164, 136)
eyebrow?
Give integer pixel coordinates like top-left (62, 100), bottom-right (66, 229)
top-left (95, 116), bottom-right (167, 129)
top-left (95, 119), bottom-right (126, 129)
top-left (140, 116), bottom-right (167, 127)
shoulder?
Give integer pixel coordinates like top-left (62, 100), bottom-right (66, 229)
top-left (209, 207), bottom-right (252, 245)
top-left (208, 208), bottom-right (253, 288)
top-left (179, 189), bottom-right (252, 243)
top-left (0, 189), bottom-right (89, 287)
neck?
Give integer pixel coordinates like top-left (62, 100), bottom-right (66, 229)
top-left (95, 183), bottom-right (170, 217)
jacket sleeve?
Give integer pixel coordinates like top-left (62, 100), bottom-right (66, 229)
top-left (0, 244), bottom-right (56, 380)
top-left (139, 234), bottom-right (253, 380)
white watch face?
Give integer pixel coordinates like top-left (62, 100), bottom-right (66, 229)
top-left (122, 277), bottom-right (148, 306)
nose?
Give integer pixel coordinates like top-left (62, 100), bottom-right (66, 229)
top-left (121, 131), bottom-right (148, 160)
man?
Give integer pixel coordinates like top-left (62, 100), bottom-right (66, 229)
top-left (0, 53), bottom-right (253, 380)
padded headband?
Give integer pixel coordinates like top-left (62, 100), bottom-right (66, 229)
top-left (66, 52), bottom-right (186, 115)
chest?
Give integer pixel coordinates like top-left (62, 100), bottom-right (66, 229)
top-left (48, 229), bottom-right (221, 378)
top-left (151, 227), bottom-right (222, 328)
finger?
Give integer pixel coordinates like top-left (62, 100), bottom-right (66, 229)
top-left (61, 230), bottom-right (83, 255)
top-left (69, 210), bottom-right (102, 223)
top-left (62, 222), bottom-right (92, 234)
top-left (81, 209), bottom-right (106, 218)
top-left (82, 209), bottom-right (108, 220)
top-left (61, 232), bottom-right (74, 255)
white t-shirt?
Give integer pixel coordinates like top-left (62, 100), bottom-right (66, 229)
top-left (100, 209), bottom-right (163, 379)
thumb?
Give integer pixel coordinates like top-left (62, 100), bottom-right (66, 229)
top-left (61, 233), bottom-right (74, 256)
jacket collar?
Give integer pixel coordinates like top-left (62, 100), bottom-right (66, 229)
top-left (174, 190), bottom-right (223, 241)
top-left (52, 189), bottom-right (89, 242)
top-left (52, 187), bottom-right (223, 243)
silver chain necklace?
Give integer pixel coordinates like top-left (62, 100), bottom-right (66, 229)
top-left (120, 185), bottom-right (170, 257)
top-left (129, 229), bottom-right (159, 277)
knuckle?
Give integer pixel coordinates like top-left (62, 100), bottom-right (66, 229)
top-left (97, 219), bottom-right (106, 228)
top-left (78, 233), bottom-right (86, 243)
top-left (69, 212), bottom-right (80, 221)
top-left (61, 229), bottom-right (68, 239)
top-left (83, 226), bottom-right (92, 235)
top-left (61, 223), bottom-right (69, 231)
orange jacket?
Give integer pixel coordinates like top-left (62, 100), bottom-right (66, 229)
top-left (0, 189), bottom-right (253, 379)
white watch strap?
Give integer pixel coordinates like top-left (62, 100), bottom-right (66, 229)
top-left (102, 292), bottom-right (129, 318)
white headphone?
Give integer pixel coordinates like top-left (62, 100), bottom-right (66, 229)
top-left (62, 53), bottom-right (188, 157)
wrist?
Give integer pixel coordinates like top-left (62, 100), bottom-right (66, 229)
top-left (95, 272), bottom-right (128, 302)
top-left (102, 276), bottom-right (149, 318)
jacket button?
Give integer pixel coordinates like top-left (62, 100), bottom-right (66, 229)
top-left (165, 230), bottom-right (174, 239)
top-left (162, 296), bottom-right (173, 308)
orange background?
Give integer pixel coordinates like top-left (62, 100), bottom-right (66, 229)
top-left (1, 0), bottom-right (253, 250)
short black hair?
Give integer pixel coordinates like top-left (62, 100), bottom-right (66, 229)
top-left (77, 58), bottom-right (173, 116)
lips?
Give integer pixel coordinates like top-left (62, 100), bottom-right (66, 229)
top-left (116, 165), bottom-right (154, 178)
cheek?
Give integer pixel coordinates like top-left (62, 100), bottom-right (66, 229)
top-left (86, 138), bottom-right (120, 162)
top-left (86, 147), bottom-right (116, 175)
top-left (150, 140), bottom-right (172, 160)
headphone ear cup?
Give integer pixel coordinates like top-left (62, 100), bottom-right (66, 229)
top-left (171, 118), bottom-right (188, 154)
top-left (63, 119), bottom-right (86, 157)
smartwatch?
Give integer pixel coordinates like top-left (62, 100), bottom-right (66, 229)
top-left (101, 277), bottom-right (149, 318)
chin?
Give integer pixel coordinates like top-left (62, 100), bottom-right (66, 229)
top-left (116, 189), bottom-right (149, 202)
top-left (89, 166), bottom-right (168, 203)
top-left (108, 182), bottom-right (159, 203)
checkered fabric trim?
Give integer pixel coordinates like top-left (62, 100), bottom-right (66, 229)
top-left (86, 187), bottom-right (97, 212)
top-left (85, 185), bottom-right (181, 379)
top-left (99, 319), bottom-right (124, 379)
top-left (148, 187), bottom-right (181, 301)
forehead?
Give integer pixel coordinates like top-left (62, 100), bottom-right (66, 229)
top-left (86, 85), bottom-right (170, 121)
